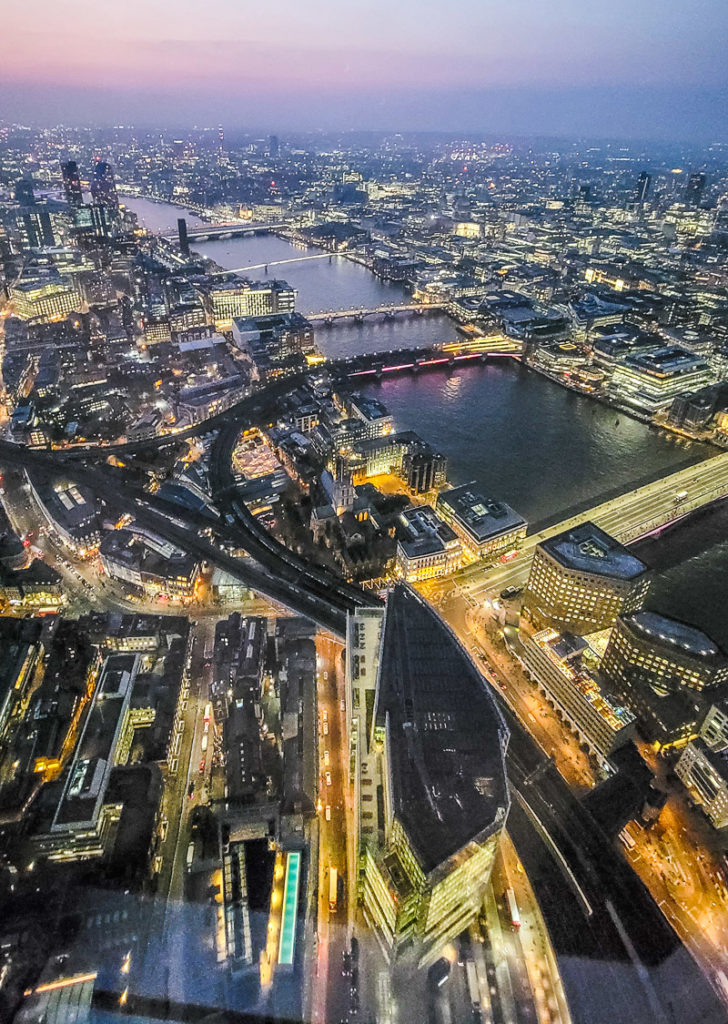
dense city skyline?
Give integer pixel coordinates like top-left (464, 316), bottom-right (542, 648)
top-left (2, 5), bottom-right (728, 1016)
top-left (3, 0), bottom-right (728, 138)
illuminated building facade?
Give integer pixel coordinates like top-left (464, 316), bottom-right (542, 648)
top-left (348, 587), bottom-right (509, 967)
top-left (522, 522), bottom-right (651, 634)
top-left (602, 612), bottom-right (728, 695)
top-left (600, 612), bottom-right (728, 749)
top-left (206, 278), bottom-right (295, 331)
top-left (344, 431), bottom-right (446, 493)
top-left (0, 560), bottom-right (64, 612)
top-left (142, 314), bottom-right (172, 345)
top-left (436, 483), bottom-right (526, 560)
top-left (685, 172), bottom-right (706, 207)
top-left (99, 526), bottom-right (199, 599)
top-left (60, 160), bottom-right (83, 207)
top-left (402, 444), bottom-right (448, 494)
top-left (10, 272), bottom-right (84, 323)
top-left (675, 741), bottom-right (728, 831)
top-left (609, 346), bottom-right (713, 415)
top-left (0, 621), bottom-right (44, 743)
top-left (90, 160), bottom-right (118, 208)
top-left (395, 505), bottom-right (462, 582)
top-left (522, 628), bottom-right (636, 761)
top-left (348, 393), bottom-right (394, 439)
top-left (700, 700), bottom-right (728, 751)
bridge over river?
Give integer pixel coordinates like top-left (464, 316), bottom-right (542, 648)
top-left (453, 450), bottom-right (728, 602)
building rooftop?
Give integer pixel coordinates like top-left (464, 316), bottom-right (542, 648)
top-left (53, 654), bottom-right (137, 830)
top-left (398, 505), bottom-right (459, 558)
top-left (533, 629), bottom-right (636, 734)
top-left (31, 477), bottom-right (100, 541)
top-left (100, 526), bottom-right (198, 584)
top-left (437, 483), bottom-right (525, 542)
top-left (541, 521), bottom-right (649, 580)
top-left (623, 345), bottom-right (709, 378)
top-left (208, 277), bottom-right (293, 294)
top-left (623, 611), bottom-right (726, 662)
top-left (375, 585), bottom-right (509, 874)
top-left (350, 392), bottom-right (392, 422)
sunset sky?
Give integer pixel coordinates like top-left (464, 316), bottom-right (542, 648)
top-left (3, 0), bottom-right (727, 138)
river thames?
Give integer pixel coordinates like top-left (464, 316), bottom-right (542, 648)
top-left (123, 197), bottom-right (728, 645)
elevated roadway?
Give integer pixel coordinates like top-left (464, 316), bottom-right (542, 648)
top-left (456, 449), bottom-right (728, 601)
top-left (0, 440), bottom-right (361, 634)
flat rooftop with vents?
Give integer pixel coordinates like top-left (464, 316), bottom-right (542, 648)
top-left (541, 521), bottom-right (649, 581)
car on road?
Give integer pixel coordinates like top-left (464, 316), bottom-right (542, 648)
top-left (325, 805), bottom-right (331, 821)
top-left (499, 585), bottom-right (522, 600)
top-left (325, 771), bottom-right (332, 786)
top-left (428, 957), bottom-right (451, 990)
top-left (188, 782), bottom-right (195, 799)
top-left (324, 749), bottom-right (330, 766)
top-left (199, 758), bottom-right (206, 774)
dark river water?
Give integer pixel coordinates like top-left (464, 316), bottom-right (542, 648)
top-left (360, 363), bottom-right (707, 525)
top-left (125, 198), bottom-right (728, 646)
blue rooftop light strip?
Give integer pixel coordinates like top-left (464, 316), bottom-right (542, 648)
top-left (278, 851), bottom-right (301, 966)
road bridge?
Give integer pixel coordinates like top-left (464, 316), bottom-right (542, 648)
top-left (307, 302), bottom-right (446, 324)
top-left (161, 223), bottom-right (285, 243)
top-left (54, 345), bottom-right (518, 458)
top-left (455, 449), bottom-right (728, 600)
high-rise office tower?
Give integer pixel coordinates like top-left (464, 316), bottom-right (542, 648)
top-left (61, 160), bottom-right (84, 207)
top-left (269, 134), bottom-right (279, 157)
top-left (348, 586), bottom-right (509, 966)
top-left (21, 209), bottom-right (55, 248)
top-left (90, 161), bottom-right (118, 208)
top-left (14, 179), bottom-right (36, 206)
top-left (521, 522), bottom-right (651, 634)
top-left (685, 172), bottom-right (706, 207)
top-left (172, 139), bottom-right (184, 158)
top-left (634, 171), bottom-right (651, 205)
top-left (177, 217), bottom-right (189, 258)
top-left (218, 124), bottom-right (224, 152)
